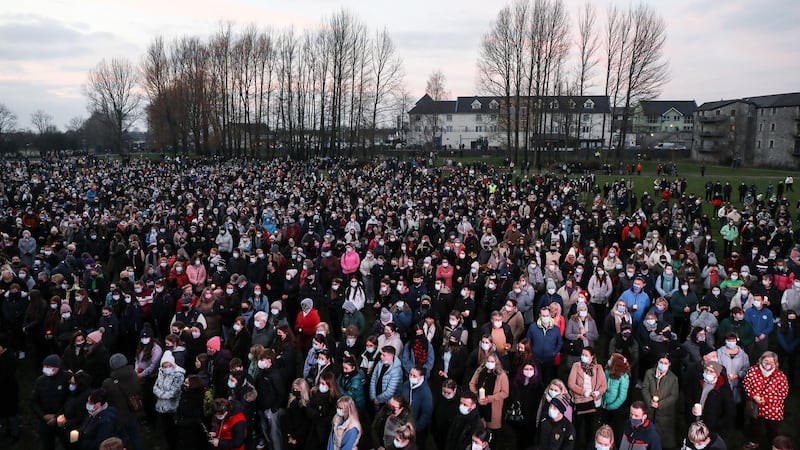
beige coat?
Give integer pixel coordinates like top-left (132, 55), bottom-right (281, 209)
top-left (469, 368), bottom-right (509, 429)
top-left (567, 361), bottom-right (608, 406)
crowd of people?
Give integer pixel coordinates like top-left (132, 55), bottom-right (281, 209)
top-left (0, 154), bottom-right (798, 450)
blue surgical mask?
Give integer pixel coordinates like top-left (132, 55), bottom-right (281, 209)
top-left (703, 373), bottom-right (717, 383)
top-left (548, 407), bottom-right (560, 420)
top-left (725, 341), bottom-right (737, 349)
top-left (630, 418), bottom-right (644, 427)
top-left (580, 355), bottom-right (591, 364)
top-left (657, 363), bottom-right (669, 372)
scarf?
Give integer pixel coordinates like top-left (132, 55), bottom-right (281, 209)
top-left (581, 361), bottom-right (595, 377)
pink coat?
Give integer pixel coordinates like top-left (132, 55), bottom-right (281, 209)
top-left (340, 251), bottom-right (361, 275)
top-left (186, 264), bottom-right (207, 290)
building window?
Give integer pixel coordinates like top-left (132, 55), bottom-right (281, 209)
top-left (415, 115), bottom-right (421, 122)
top-left (757, 140), bottom-right (761, 149)
top-left (769, 140), bottom-right (774, 148)
top-left (715, 110), bottom-right (720, 116)
top-left (490, 114), bottom-right (497, 121)
top-left (415, 126), bottom-right (421, 132)
top-left (684, 116), bottom-right (692, 123)
top-left (476, 114), bottom-right (482, 122)
top-left (446, 114), bottom-right (452, 122)
top-left (489, 100), bottom-right (499, 109)
top-left (446, 125), bottom-right (452, 132)
top-left (648, 116), bottom-right (658, 124)
top-left (771, 123), bottom-right (776, 131)
top-left (583, 99), bottom-right (594, 109)
top-left (683, 126), bottom-right (691, 131)
top-left (464, 126), bottom-right (469, 132)
top-left (475, 126), bottom-right (482, 133)
top-left (581, 126), bottom-right (590, 133)
top-left (568, 99), bottom-right (576, 109)
top-left (583, 114), bottom-right (590, 121)
top-left (731, 110), bottom-right (736, 117)
top-left (772, 107), bottom-right (777, 115)
top-left (472, 100), bottom-right (482, 110)
top-left (759, 123), bottom-right (763, 131)
top-left (490, 125), bottom-right (497, 132)
top-left (550, 100), bottom-right (559, 109)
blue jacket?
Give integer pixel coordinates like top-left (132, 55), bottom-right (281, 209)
top-left (400, 379), bottom-right (433, 431)
top-left (744, 306), bottom-right (774, 338)
top-left (776, 322), bottom-right (800, 353)
top-left (620, 287), bottom-right (651, 324)
top-left (526, 320), bottom-right (562, 361)
top-left (369, 356), bottom-right (403, 405)
top-left (337, 370), bottom-right (367, 414)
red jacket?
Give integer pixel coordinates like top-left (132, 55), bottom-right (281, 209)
top-left (742, 365), bottom-right (789, 421)
top-left (218, 411), bottom-right (247, 450)
top-left (295, 309), bottom-right (321, 338)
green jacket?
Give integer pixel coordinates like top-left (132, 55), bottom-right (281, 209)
top-left (341, 310), bottom-right (366, 336)
top-left (641, 367), bottom-right (679, 448)
top-left (716, 317), bottom-right (756, 347)
top-left (602, 370), bottom-right (630, 411)
top-left (669, 290), bottom-right (698, 318)
top-left (720, 224), bottom-right (739, 242)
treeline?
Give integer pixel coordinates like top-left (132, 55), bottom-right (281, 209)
top-left (140, 9), bottom-right (405, 158)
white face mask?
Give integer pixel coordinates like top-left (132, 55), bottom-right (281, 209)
top-left (485, 361), bottom-right (496, 370)
top-left (318, 384), bottom-right (329, 393)
top-left (493, 320), bottom-right (502, 328)
top-left (480, 342), bottom-right (491, 351)
top-left (257, 360), bottom-right (268, 370)
top-left (472, 443), bottom-right (484, 450)
top-left (140, 337), bottom-right (151, 345)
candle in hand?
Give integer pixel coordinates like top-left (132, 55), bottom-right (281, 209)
top-left (478, 388), bottom-right (486, 400)
top-left (70, 430), bottom-right (79, 443)
top-left (652, 395), bottom-right (660, 402)
top-left (57, 415), bottom-right (66, 427)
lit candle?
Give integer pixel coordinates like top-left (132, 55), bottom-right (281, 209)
top-left (70, 430), bottom-right (79, 443)
top-left (57, 415), bottom-right (66, 427)
top-left (478, 388), bottom-right (486, 400)
top-left (652, 395), bottom-right (659, 402)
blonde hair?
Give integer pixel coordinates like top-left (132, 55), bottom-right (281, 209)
top-left (687, 421), bottom-right (710, 443)
top-left (547, 378), bottom-right (573, 401)
top-left (333, 395), bottom-right (362, 431)
top-left (595, 424), bottom-right (614, 446)
top-left (290, 378), bottom-right (310, 407)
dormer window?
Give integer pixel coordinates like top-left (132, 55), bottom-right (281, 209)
top-left (567, 99), bottom-right (576, 109)
top-left (471, 100), bottom-right (482, 110)
top-left (583, 99), bottom-right (595, 109)
top-left (489, 100), bottom-right (499, 109)
top-left (550, 100), bottom-right (559, 109)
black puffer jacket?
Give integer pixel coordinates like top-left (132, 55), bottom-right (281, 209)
top-left (101, 365), bottom-right (142, 425)
top-left (31, 368), bottom-right (72, 419)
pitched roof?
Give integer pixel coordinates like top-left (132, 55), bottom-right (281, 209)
top-left (639, 100), bottom-right (697, 117)
top-left (742, 92), bottom-right (800, 108)
top-left (408, 94), bottom-right (457, 115)
top-left (696, 99), bottom-right (742, 111)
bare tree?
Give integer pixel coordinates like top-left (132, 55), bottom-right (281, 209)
top-left (84, 57), bottom-right (142, 153)
top-left (574, 1), bottom-right (599, 154)
top-left (31, 109), bottom-right (55, 134)
top-left (600, 4), bottom-right (625, 154)
top-left (370, 28), bottom-right (403, 149)
top-left (616, 2), bottom-right (669, 159)
top-left (0, 103), bottom-right (16, 135)
top-left (423, 69), bottom-right (448, 148)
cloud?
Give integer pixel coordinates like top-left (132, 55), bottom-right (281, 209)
top-left (0, 16), bottom-right (130, 61)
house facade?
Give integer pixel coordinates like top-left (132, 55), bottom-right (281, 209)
top-left (693, 93), bottom-right (800, 168)
top-left (407, 94), bottom-right (611, 151)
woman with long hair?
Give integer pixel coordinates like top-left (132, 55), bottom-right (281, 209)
top-left (307, 371), bottom-right (341, 450)
top-left (327, 395), bottom-right (362, 450)
top-left (602, 353), bottom-right (631, 445)
top-left (469, 352), bottom-right (509, 440)
top-left (567, 346), bottom-right (607, 448)
top-left (286, 379), bottom-right (311, 450)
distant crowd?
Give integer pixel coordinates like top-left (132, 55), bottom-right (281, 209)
top-left (0, 154), bottom-right (796, 450)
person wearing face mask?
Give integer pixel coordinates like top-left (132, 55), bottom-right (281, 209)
top-left (399, 366), bottom-right (433, 446)
top-left (226, 316), bottom-right (251, 364)
top-left (680, 421), bottom-right (726, 450)
top-left (253, 349), bottom-right (287, 450)
top-left (153, 351), bottom-right (186, 450)
top-left (780, 278), bottom-right (800, 313)
top-left (134, 324), bottom-right (162, 424)
top-left (33, 354), bottom-right (72, 450)
top-left (327, 395), bottom-right (362, 450)
top-left (369, 345), bottom-right (403, 412)
top-left (716, 306), bottom-right (756, 353)
top-left (444, 392), bottom-right (485, 450)
top-left (588, 266), bottom-right (613, 321)
top-left (594, 425), bottom-right (616, 450)
top-left (618, 401), bottom-right (661, 450)
top-left (620, 278), bottom-right (650, 327)
top-left (567, 347), bottom-right (607, 448)
top-left (295, 298), bottom-right (321, 352)
top-left (742, 351), bottom-right (789, 448)
top-left (668, 279), bottom-right (697, 341)
top-left (640, 356), bottom-right (678, 449)
top-left (79, 389), bottom-right (120, 450)
top-left (58, 371), bottom-right (93, 448)
top-left (54, 303), bottom-right (80, 353)
top-left (685, 361), bottom-right (733, 435)
top-left (101, 353), bottom-right (144, 450)
top-left (775, 310), bottom-right (800, 383)
top-left (468, 352), bottom-right (509, 437)
top-left (306, 372), bottom-right (340, 449)
top-left (527, 306), bottom-right (563, 385)
top-left (537, 396), bottom-right (576, 450)
top-left (564, 302), bottom-right (599, 368)
top-left (745, 295), bottom-right (775, 362)
top-left (173, 374), bottom-right (207, 449)
top-left (431, 380), bottom-right (460, 450)
top-left (208, 398), bottom-right (247, 450)
top-left (61, 331), bottom-right (88, 374)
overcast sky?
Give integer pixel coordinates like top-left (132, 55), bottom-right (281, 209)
top-left (1, 0), bottom-right (798, 131)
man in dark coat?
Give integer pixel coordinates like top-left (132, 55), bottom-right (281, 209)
top-left (101, 353), bottom-right (144, 450)
top-left (445, 391), bottom-right (485, 450)
top-left (80, 389), bottom-right (121, 450)
top-left (31, 354), bottom-right (72, 450)
top-left (619, 401), bottom-right (662, 450)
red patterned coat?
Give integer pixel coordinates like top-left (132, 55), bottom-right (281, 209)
top-left (742, 365), bottom-right (789, 421)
